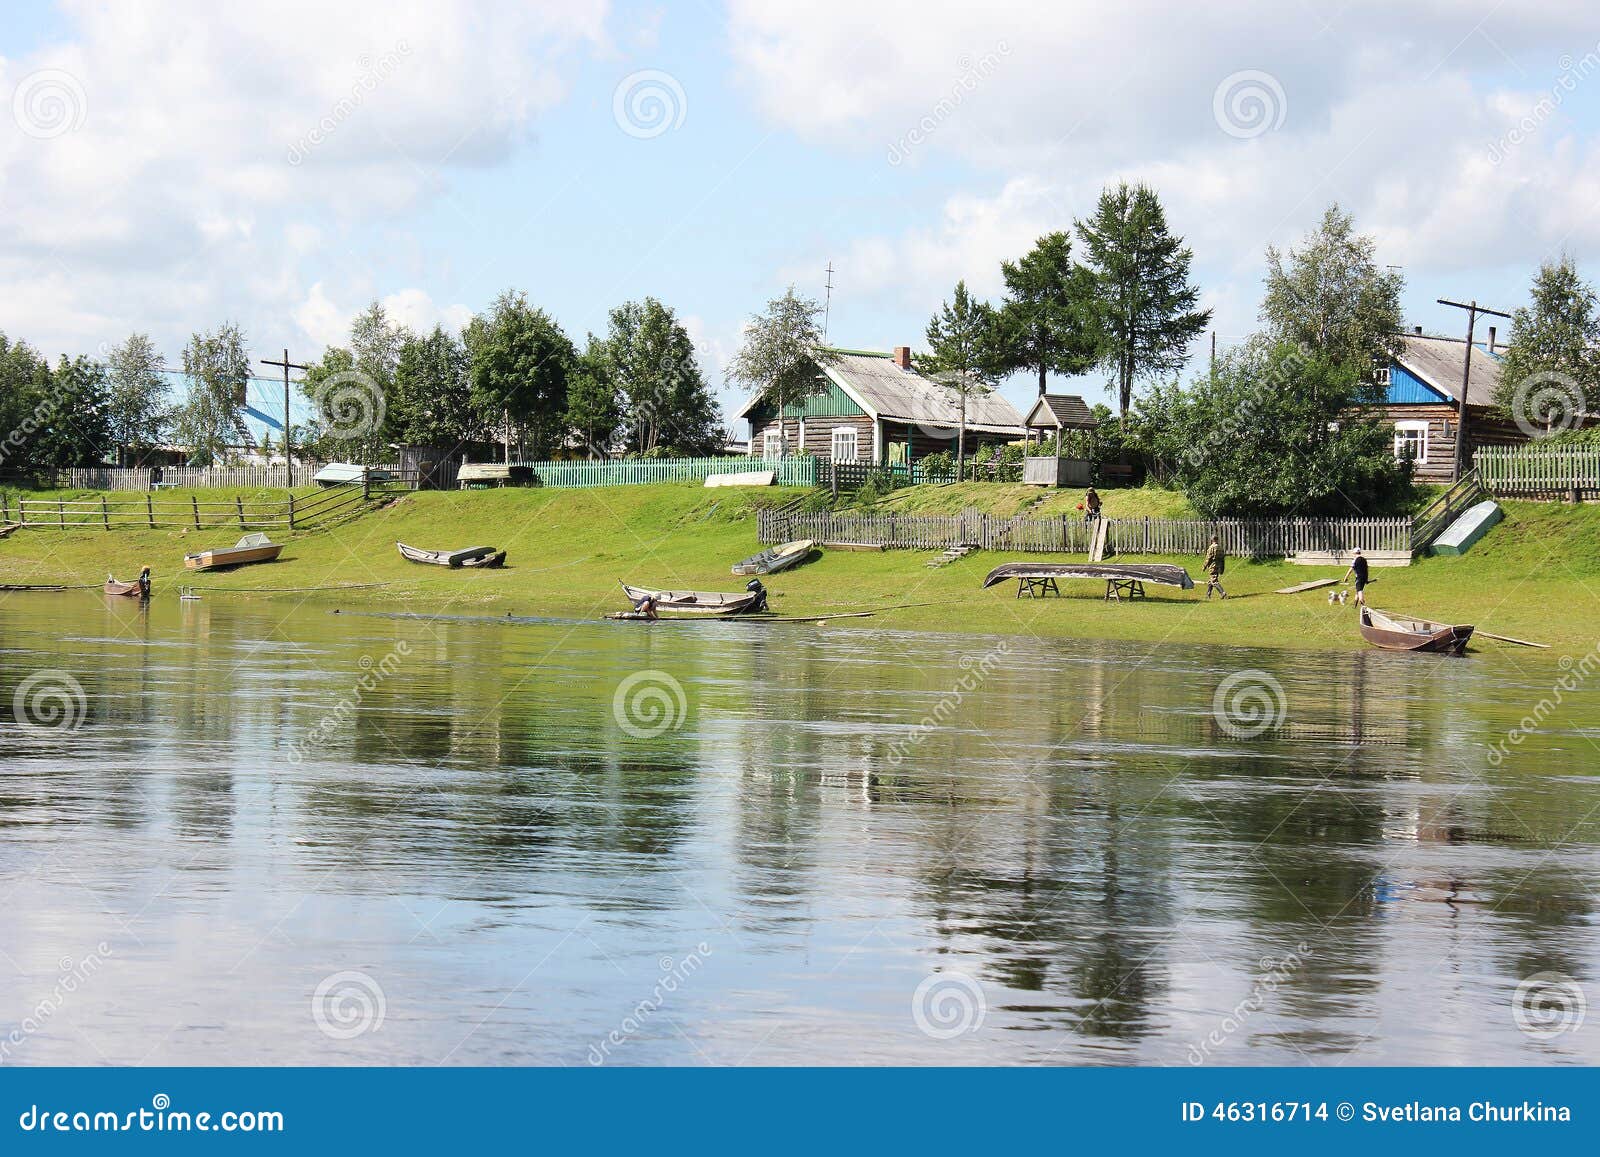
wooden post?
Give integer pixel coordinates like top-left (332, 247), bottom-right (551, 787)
top-left (101, 495), bottom-right (109, 529)
top-left (192, 496), bottom-right (200, 528)
top-left (58, 500), bottom-right (64, 527)
top-left (146, 493), bottom-right (155, 528)
top-left (236, 496), bottom-right (245, 527)
top-left (288, 491), bottom-right (296, 529)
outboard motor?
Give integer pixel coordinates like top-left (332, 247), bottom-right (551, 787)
top-left (744, 579), bottom-right (768, 613)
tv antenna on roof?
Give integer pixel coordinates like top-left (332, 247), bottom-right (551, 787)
top-left (823, 261), bottom-right (835, 342)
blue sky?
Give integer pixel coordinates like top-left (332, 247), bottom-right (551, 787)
top-left (4, 1), bottom-right (1599, 435)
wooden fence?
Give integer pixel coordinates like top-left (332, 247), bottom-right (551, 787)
top-left (759, 510), bottom-right (1412, 558)
top-left (1475, 446), bottom-right (1600, 493)
top-left (51, 465), bottom-right (332, 491)
top-left (513, 456), bottom-right (817, 488)
top-left (0, 480), bottom-right (407, 532)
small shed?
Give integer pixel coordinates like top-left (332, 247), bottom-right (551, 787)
top-left (1021, 394), bottom-right (1098, 487)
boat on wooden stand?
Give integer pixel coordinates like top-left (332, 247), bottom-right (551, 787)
top-left (982, 562), bottom-right (1195, 600)
top-left (184, 532), bottom-right (285, 572)
top-left (1358, 606), bottom-right (1474, 655)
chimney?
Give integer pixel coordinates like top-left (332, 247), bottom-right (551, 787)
top-left (1413, 325), bottom-right (1423, 335)
top-left (892, 346), bottom-right (912, 370)
top-left (1488, 326), bottom-right (1497, 353)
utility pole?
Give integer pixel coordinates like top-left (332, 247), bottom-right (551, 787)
top-left (823, 261), bottom-right (835, 343)
top-left (1435, 299), bottom-right (1511, 483)
top-left (260, 349), bottom-right (309, 486)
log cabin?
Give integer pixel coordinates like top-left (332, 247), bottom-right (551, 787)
top-left (737, 346), bottom-right (1027, 465)
top-left (1377, 329), bottom-right (1527, 483)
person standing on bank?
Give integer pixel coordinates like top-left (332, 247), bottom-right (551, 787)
top-left (1084, 486), bottom-right (1102, 524)
top-left (1203, 535), bottom-right (1227, 600)
top-left (1342, 549), bottom-right (1370, 606)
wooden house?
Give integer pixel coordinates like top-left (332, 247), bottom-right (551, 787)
top-left (737, 346), bottom-right (1026, 465)
top-left (1377, 330), bottom-right (1526, 482)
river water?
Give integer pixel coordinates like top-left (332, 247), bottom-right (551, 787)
top-left (1, 592), bottom-right (1597, 1065)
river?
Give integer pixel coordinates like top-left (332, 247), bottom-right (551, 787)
top-left (1, 592), bottom-right (1596, 1065)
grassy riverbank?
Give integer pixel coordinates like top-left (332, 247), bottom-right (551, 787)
top-left (3, 482), bottom-right (1597, 656)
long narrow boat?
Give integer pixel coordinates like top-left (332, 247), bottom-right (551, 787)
top-left (460, 550), bottom-right (506, 569)
top-left (104, 568), bottom-right (151, 598)
top-left (1359, 606), bottom-right (1474, 655)
top-left (397, 542), bottom-right (500, 568)
top-left (184, 532), bottom-right (284, 572)
top-left (731, 539), bottom-right (816, 576)
top-left (619, 581), bottom-right (763, 616)
top-left (981, 562), bottom-right (1196, 590)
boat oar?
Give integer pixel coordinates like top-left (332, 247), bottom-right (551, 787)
top-left (1475, 630), bottom-right (1549, 649)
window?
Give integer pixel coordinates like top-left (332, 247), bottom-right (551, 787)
top-left (1375, 366), bottom-right (1392, 387)
top-left (762, 431), bottom-right (782, 459)
top-left (1393, 419), bottom-right (1428, 464)
top-left (830, 426), bottom-right (859, 462)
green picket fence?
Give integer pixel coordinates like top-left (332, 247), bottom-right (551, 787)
top-left (511, 456), bottom-right (817, 488)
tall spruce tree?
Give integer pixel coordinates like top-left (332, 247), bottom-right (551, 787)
top-left (921, 280), bottom-right (1000, 479)
top-left (994, 231), bottom-right (1100, 396)
top-left (1076, 182), bottom-right (1210, 424)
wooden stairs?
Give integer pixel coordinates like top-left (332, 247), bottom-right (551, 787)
top-left (926, 543), bottom-right (979, 568)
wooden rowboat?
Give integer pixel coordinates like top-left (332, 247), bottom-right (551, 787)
top-left (397, 542), bottom-right (501, 568)
top-left (184, 533), bottom-right (284, 572)
top-left (104, 568), bottom-right (151, 598)
top-left (620, 581), bottom-right (764, 616)
top-left (981, 563), bottom-right (1196, 590)
top-left (731, 539), bottom-right (815, 576)
top-left (461, 550), bottom-right (506, 569)
top-left (1359, 606), bottom-right (1474, 655)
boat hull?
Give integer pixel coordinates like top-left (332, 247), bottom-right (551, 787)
top-left (103, 579), bottom-right (146, 597)
top-left (1359, 608), bottom-right (1474, 654)
top-left (184, 545), bottom-right (284, 571)
top-left (621, 582), bottom-right (761, 615)
top-left (397, 542), bottom-right (499, 567)
top-left (982, 562), bottom-right (1195, 590)
top-left (731, 539), bottom-right (815, 576)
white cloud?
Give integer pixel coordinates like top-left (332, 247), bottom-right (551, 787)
top-left (0, 0), bottom-right (608, 358)
top-left (735, 1), bottom-right (1600, 346)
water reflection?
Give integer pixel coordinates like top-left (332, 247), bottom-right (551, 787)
top-left (0, 592), bottom-right (1596, 1065)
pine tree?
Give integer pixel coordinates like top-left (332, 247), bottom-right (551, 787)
top-left (921, 280), bottom-right (1000, 480)
top-left (994, 231), bottom-right (1100, 396)
top-left (1076, 183), bottom-right (1210, 424)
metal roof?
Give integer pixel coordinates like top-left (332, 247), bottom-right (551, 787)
top-left (819, 351), bottom-right (1026, 433)
top-left (1394, 334), bottom-right (1503, 407)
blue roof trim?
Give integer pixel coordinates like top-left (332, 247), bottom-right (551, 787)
top-left (1387, 363), bottom-right (1451, 405)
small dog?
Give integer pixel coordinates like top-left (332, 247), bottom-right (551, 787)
top-left (1328, 589), bottom-right (1348, 606)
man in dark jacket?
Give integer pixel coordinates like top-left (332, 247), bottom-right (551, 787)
top-left (1342, 549), bottom-right (1370, 606)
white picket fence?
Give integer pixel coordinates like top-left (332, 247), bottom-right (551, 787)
top-left (59, 465), bottom-right (327, 490)
top-left (1475, 446), bottom-right (1600, 492)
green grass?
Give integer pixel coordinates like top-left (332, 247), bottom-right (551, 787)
top-left (3, 482), bottom-right (1597, 658)
top-left (875, 481), bottom-right (1198, 519)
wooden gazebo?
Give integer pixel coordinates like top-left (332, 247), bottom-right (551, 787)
top-left (1021, 394), bottom-right (1097, 486)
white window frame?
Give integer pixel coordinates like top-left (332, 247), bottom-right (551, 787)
top-left (1393, 419), bottom-right (1428, 464)
top-left (1375, 366), bottom-right (1392, 387)
top-left (830, 426), bottom-right (859, 463)
top-left (761, 430), bottom-right (782, 459)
